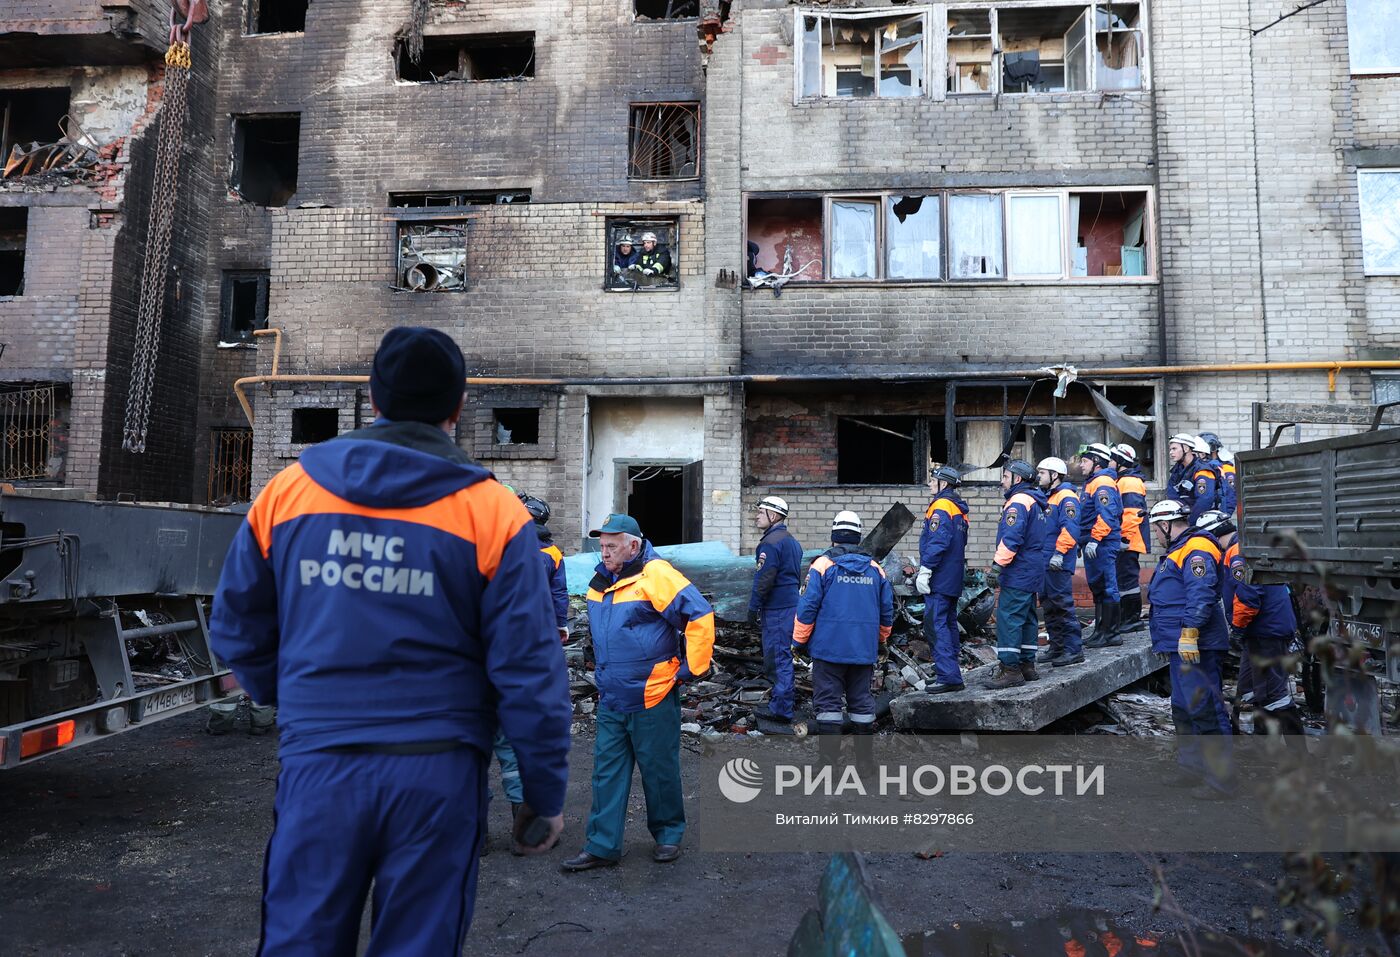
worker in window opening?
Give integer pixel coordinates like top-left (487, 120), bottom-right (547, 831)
top-left (210, 327), bottom-right (571, 954)
top-left (748, 496), bottom-right (803, 726)
top-left (793, 511), bottom-right (894, 769)
top-left (915, 464), bottom-right (971, 693)
top-left (636, 231), bottom-right (673, 280)
top-left (1218, 449), bottom-right (1238, 514)
top-left (1166, 433), bottom-right (1221, 526)
top-left (1146, 499), bottom-right (1233, 799)
top-left (562, 514), bottom-right (714, 872)
top-left (1196, 510), bottom-right (1306, 738)
top-left (1035, 457), bottom-right (1084, 668)
top-left (1077, 443), bottom-right (1125, 648)
top-left (1111, 442), bottom-right (1151, 638)
top-left (612, 233), bottom-right (639, 283)
top-left (986, 460), bottom-right (1050, 689)
top-left (1198, 432), bottom-right (1237, 515)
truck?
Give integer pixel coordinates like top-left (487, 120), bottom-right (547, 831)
top-left (0, 487), bottom-right (243, 768)
top-left (1236, 401), bottom-right (1400, 733)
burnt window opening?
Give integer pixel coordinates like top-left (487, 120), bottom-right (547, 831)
top-left (799, 12), bottom-right (928, 98)
top-left (230, 114), bottom-right (300, 207)
top-left (628, 103), bottom-right (699, 180)
top-left (219, 270), bottom-right (270, 344)
top-left (0, 208), bottom-right (26, 297)
top-left (837, 416), bottom-right (920, 484)
top-left (0, 382), bottom-right (62, 483)
top-left (291, 408), bottom-right (339, 445)
top-left (397, 34), bottom-right (535, 82)
top-left (0, 89), bottom-right (71, 162)
top-left (635, 1), bottom-right (700, 19)
top-left (607, 218), bottom-right (679, 290)
top-left (246, 0), bottom-right (309, 35)
top-left (397, 220), bottom-right (468, 291)
top-left (493, 408), bottom-right (540, 445)
top-left (390, 189), bottom-right (530, 207)
top-left (746, 197), bottom-right (823, 287)
top-left (208, 428), bottom-right (254, 505)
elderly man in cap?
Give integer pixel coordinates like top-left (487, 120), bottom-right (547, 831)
top-left (210, 327), bottom-right (572, 954)
top-left (748, 496), bottom-right (803, 727)
top-left (562, 514), bottom-right (715, 871)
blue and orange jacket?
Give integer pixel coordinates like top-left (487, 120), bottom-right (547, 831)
top-left (750, 522), bottom-right (803, 612)
top-left (1044, 481), bottom-right (1081, 575)
top-left (918, 491), bottom-right (970, 597)
top-left (1213, 457), bottom-right (1238, 515)
top-left (586, 542), bottom-right (715, 713)
top-left (1168, 455), bottom-right (1221, 525)
top-left (1116, 465), bottom-right (1150, 555)
top-left (209, 420), bottom-right (572, 815)
top-left (793, 545), bottom-right (894, 664)
top-left (994, 482), bottom-right (1049, 593)
top-left (1146, 528), bottom-right (1228, 654)
top-left (1080, 468), bottom-right (1123, 551)
top-left (537, 525), bottom-right (569, 629)
top-left (1223, 542), bottom-right (1297, 640)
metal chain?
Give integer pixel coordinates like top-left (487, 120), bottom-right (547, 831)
top-left (122, 42), bottom-right (191, 454)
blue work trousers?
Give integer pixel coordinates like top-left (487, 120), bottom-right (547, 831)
top-left (1169, 650), bottom-right (1235, 793)
top-left (922, 592), bottom-right (963, 686)
top-left (995, 585), bottom-right (1039, 666)
top-left (760, 605), bottom-right (797, 720)
top-left (1085, 540), bottom-right (1122, 603)
top-left (584, 687), bottom-right (685, 861)
top-left (1116, 550), bottom-right (1141, 597)
top-left (1039, 568), bottom-right (1082, 657)
top-left (491, 730), bottom-right (523, 805)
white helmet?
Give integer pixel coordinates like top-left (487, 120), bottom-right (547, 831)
top-left (1148, 499), bottom-right (1191, 524)
top-left (1036, 456), bottom-right (1068, 476)
top-left (1190, 435), bottom-right (1211, 455)
top-left (1220, 449), bottom-right (1235, 464)
top-left (755, 495), bottom-right (789, 518)
top-left (1081, 442), bottom-right (1114, 465)
top-left (1195, 509), bottom-right (1235, 537)
top-left (1111, 443), bottom-right (1137, 466)
top-left (831, 510), bottom-right (863, 534)
top-left (640, 231), bottom-right (659, 243)
top-left (1167, 433), bottom-right (1197, 449)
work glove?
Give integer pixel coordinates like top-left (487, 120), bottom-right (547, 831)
top-left (1083, 540), bottom-right (1099, 561)
top-left (1178, 627), bottom-right (1201, 664)
top-left (915, 566), bottom-right (933, 595)
top-left (1048, 552), bottom-right (1065, 571)
top-left (612, 264), bottom-right (621, 274)
top-left (986, 565), bottom-right (1001, 589)
top-left (558, 627), bottom-right (569, 643)
top-left (747, 608), bottom-right (760, 626)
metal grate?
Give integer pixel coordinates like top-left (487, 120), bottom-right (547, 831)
top-left (208, 428), bottom-right (254, 505)
top-left (628, 103), bottom-right (700, 180)
top-left (0, 383), bottom-right (55, 481)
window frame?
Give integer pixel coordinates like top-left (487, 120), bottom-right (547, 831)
top-left (794, 6), bottom-right (937, 103)
top-left (393, 216), bottom-right (471, 293)
top-left (218, 269), bottom-right (270, 344)
top-left (604, 216), bottom-right (682, 292)
top-left (627, 102), bottom-right (702, 182)
top-left (1357, 168), bottom-right (1400, 277)
top-left (1345, 0), bottom-right (1400, 76)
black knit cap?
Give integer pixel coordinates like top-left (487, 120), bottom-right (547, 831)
top-left (369, 327), bottom-right (466, 424)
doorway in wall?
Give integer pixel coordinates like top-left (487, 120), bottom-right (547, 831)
top-left (619, 460), bottom-right (703, 546)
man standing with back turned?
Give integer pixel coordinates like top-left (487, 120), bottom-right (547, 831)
top-left (211, 327), bottom-right (572, 955)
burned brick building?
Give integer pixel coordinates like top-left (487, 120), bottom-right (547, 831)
top-left (2, 1), bottom-right (1397, 560)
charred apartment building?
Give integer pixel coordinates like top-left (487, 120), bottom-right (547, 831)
top-left (1, 1), bottom-right (1397, 559)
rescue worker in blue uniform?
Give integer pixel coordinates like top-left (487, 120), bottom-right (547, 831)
top-left (1077, 443), bottom-right (1125, 648)
top-left (1145, 499), bottom-right (1233, 799)
top-left (987, 460), bottom-right (1050, 689)
top-left (563, 514), bottom-right (715, 871)
top-left (1218, 449), bottom-right (1238, 515)
top-left (1198, 432), bottom-right (1237, 515)
top-left (1036, 457), bottom-right (1084, 668)
top-left (1167, 433), bottom-right (1221, 525)
top-left (211, 327), bottom-right (572, 955)
top-left (1111, 443), bottom-right (1151, 637)
top-left (748, 495), bottom-right (803, 725)
top-left (915, 464), bottom-right (971, 693)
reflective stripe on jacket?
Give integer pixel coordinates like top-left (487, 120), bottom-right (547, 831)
top-left (1147, 529), bottom-right (1228, 653)
top-left (994, 483), bottom-right (1050, 593)
top-left (793, 546), bottom-right (894, 664)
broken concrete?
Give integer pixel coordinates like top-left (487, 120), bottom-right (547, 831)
top-left (890, 633), bottom-right (1165, 732)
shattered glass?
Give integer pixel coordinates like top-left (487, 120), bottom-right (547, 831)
top-left (885, 195), bottom-right (941, 280)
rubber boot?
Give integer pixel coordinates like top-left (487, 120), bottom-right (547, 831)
top-left (248, 703), bottom-right (277, 736)
top-left (852, 724), bottom-right (877, 782)
top-left (816, 721), bottom-right (844, 770)
top-left (986, 662), bottom-right (1026, 689)
top-left (205, 699), bottom-right (239, 735)
top-left (1118, 593), bottom-right (1145, 634)
top-left (1085, 603), bottom-right (1123, 648)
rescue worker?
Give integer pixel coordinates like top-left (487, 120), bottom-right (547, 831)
top-left (748, 495), bottom-right (803, 725)
top-left (210, 327), bottom-right (571, 954)
top-left (637, 231), bottom-right (673, 279)
top-left (612, 234), bottom-right (639, 281)
top-left (987, 460), bottom-right (1050, 688)
top-left (1166, 433), bottom-right (1221, 525)
top-left (1197, 510), bottom-right (1305, 737)
top-left (563, 514), bottom-right (714, 871)
top-left (1111, 442), bottom-right (1151, 637)
top-left (793, 511), bottom-right (894, 761)
top-left (1199, 432), bottom-right (1237, 514)
top-left (1036, 457), bottom-right (1084, 668)
top-left (519, 493), bottom-right (569, 643)
top-left (1218, 448), bottom-right (1238, 514)
top-left (915, 465), bottom-right (971, 693)
top-left (1077, 443), bottom-right (1125, 648)
top-left (1145, 499), bottom-right (1233, 799)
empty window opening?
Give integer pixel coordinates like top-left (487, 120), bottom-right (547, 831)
top-left (625, 462), bottom-right (702, 546)
top-left (391, 189), bottom-right (530, 207)
top-left (208, 428), bottom-right (253, 505)
top-left (247, 0), bottom-right (308, 35)
top-left (635, 1), bottom-right (699, 19)
top-left (997, 5), bottom-right (1090, 93)
top-left (746, 197), bottom-right (823, 284)
top-left (837, 416), bottom-right (919, 484)
top-left (800, 12), bottom-right (927, 98)
top-left (0, 89), bottom-right (71, 163)
top-left (397, 34), bottom-right (535, 82)
top-left (0, 208), bottom-right (26, 296)
top-left (493, 408), bottom-right (540, 445)
top-left (947, 9), bottom-right (993, 93)
top-left (628, 103), bottom-right (699, 180)
top-left (0, 383), bottom-right (60, 482)
top-left (291, 408), bottom-right (338, 445)
top-left (1070, 190), bottom-right (1148, 277)
top-left (219, 270), bottom-right (269, 343)
top-left (231, 114), bottom-right (300, 207)
top-left (608, 219), bottom-right (679, 290)
top-left (398, 220), bottom-right (468, 291)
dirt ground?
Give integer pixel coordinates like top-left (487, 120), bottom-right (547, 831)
top-left (0, 711), bottom-right (1338, 956)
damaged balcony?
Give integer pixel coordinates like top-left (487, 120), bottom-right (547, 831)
top-left (0, 0), bottom-right (172, 66)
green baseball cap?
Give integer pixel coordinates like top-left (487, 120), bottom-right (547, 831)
top-left (589, 514), bottom-right (643, 538)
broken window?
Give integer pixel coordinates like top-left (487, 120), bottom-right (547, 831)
top-left (886, 195), bottom-right (941, 280)
top-left (1359, 170), bottom-right (1400, 276)
top-left (219, 270), bottom-right (269, 344)
top-left (746, 197), bottom-right (823, 285)
top-left (948, 193), bottom-right (1005, 280)
top-left (634, 0), bottom-right (699, 19)
top-left (947, 9), bottom-right (994, 93)
top-left (607, 218), bottom-right (679, 290)
top-left (1, 88), bottom-right (71, 173)
top-left (628, 103), bottom-right (699, 180)
top-left (1094, 4), bottom-right (1143, 90)
top-left (997, 5), bottom-right (1090, 93)
top-left (1069, 189), bottom-right (1149, 277)
top-left (396, 34), bottom-right (535, 82)
top-left (208, 428), bottom-right (253, 505)
top-left (829, 199), bottom-right (877, 279)
top-left (1346, 0), bottom-right (1400, 74)
top-left (390, 189), bottom-right (530, 207)
top-left (231, 114), bottom-right (300, 207)
top-left (799, 10), bottom-right (928, 99)
top-left (0, 207), bottom-right (25, 297)
top-left (1007, 193), bottom-right (1065, 278)
top-left (291, 408), bottom-right (338, 445)
top-left (397, 220), bottom-right (468, 291)
top-left (0, 382), bottom-right (59, 482)
top-left (493, 408), bottom-right (540, 445)
top-left (837, 416), bottom-right (920, 484)
top-left (246, 0), bottom-right (308, 35)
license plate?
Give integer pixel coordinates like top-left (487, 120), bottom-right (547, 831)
top-left (1340, 619), bottom-right (1389, 647)
top-left (142, 685), bottom-right (197, 717)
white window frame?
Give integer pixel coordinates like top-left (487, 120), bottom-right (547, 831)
top-left (794, 6), bottom-right (938, 103)
top-left (1345, 0), bottom-right (1400, 76)
top-left (1005, 190), bottom-right (1068, 279)
top-left (1358, 168), bottom-right (1400, 277)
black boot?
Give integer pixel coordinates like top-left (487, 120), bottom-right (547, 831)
top-left (816, 721), bottom-right (844, 769)
top-left (1117, 594), bottom-right (1145, 634)
top-left (1085, 603), bottom-right (1123, 648)
top-left (853, 723), bottom-right (877, 781)
top-left (1020, 660), bottom-right (1040, 682)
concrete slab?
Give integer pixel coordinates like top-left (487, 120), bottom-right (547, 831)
top-left (890, 632), bottom-right (1164, 732)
